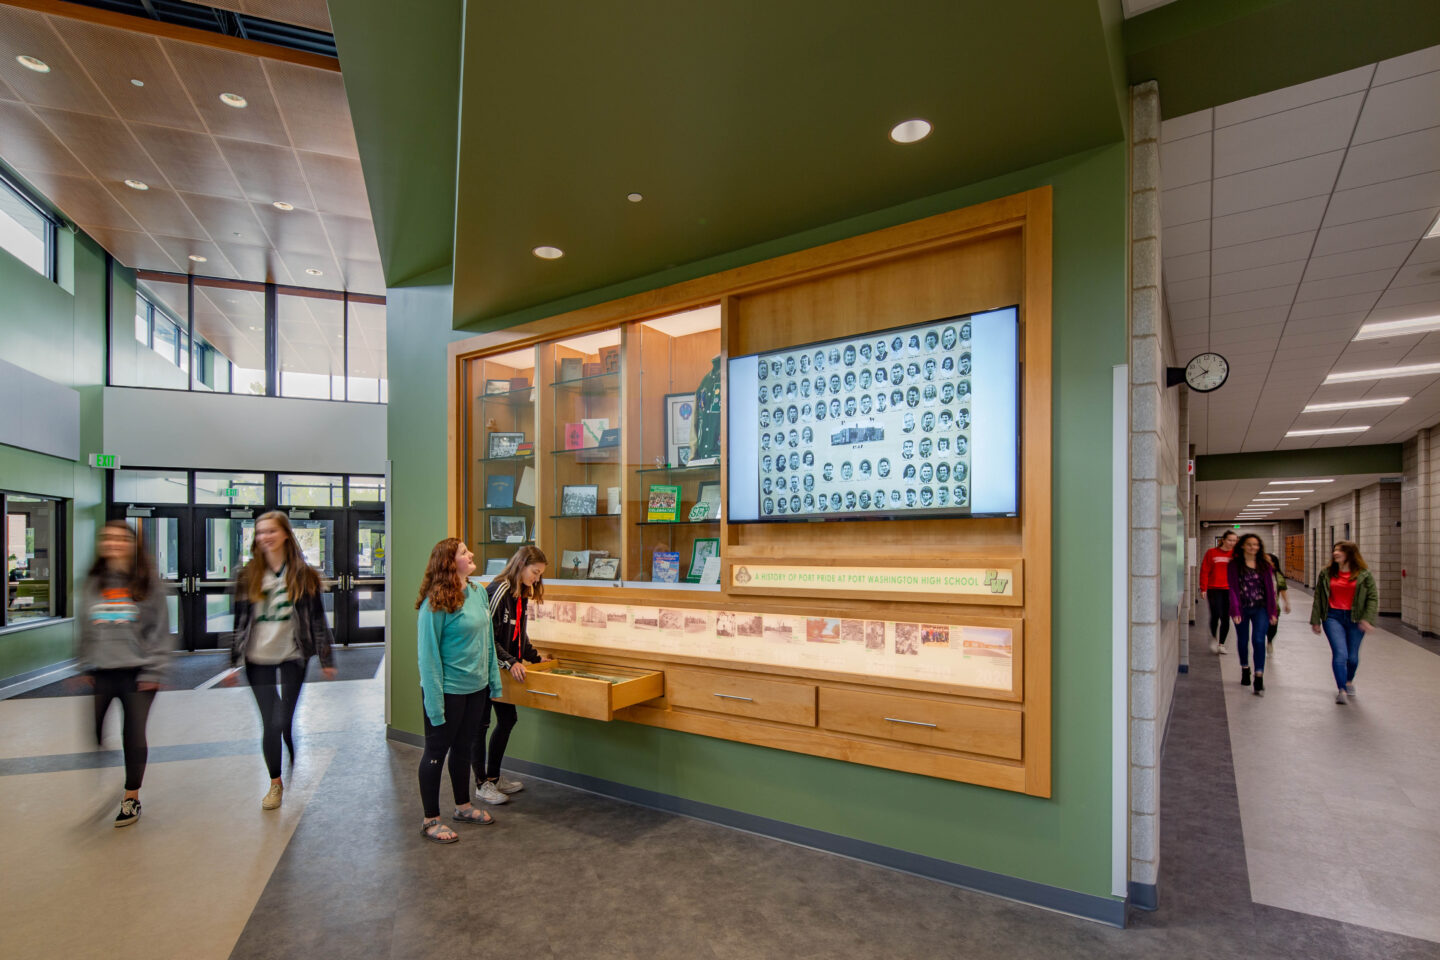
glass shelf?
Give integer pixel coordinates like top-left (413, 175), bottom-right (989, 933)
top-left (549, 371), bottom-right (619, 394)
top-left (549, 513), bottom-right (622, 520)
top-left (550, 448), bottom-right (620, 459)
top-left (634, 463), bottom-right (720, 476)
top-left (478, 539), bottom-right (536, 546)
top-left (636, 519), bottom-right (721, 526)
top-left (478, 387), bottom-right (534, 404)
top-left (477, 454), bottom-right (535, 463)
top-left (478, 504), bottom-right (534, 511)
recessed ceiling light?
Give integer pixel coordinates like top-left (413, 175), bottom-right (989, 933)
top-left (626, 193), bottom-right (643, 203)
top-left (532, 245), bottom-right (564, 260)
top-left (188, 254), bottom-right (207, 262)
top-left (1325, 361), bottom-right (1440, 383)
top-left (1302, 397), bottom-right (1409, 412)
top-left (1268, 479), bottom-right (1333, 484)
top-left (272, 201), bottom-right (294, 211)
top-left (130, 78), bottom-right (144, 87)
top-left (1353, 315), bottom-right (1440, 340)
top-left (219, 92), bottom-right (248, 108)
top-left (1285, 426), bottom-right (1371, 437)
top-left (889, 118), bottom-right (932, 144)
top-left (16, 55), bottom-right (50, 73)
top-left (305, 268), bottom-right (323, 276)
top-left (123, 179), bottom-right (149, 191)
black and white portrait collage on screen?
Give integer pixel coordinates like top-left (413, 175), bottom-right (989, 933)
top-left (753, 318), bottom-right (973, 519)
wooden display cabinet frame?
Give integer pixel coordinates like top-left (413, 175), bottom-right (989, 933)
top-left (448, 187), bottom-right (1052, 795)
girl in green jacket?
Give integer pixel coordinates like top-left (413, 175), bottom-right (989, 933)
top-left (1309, 541), bottom-right (1377, 705)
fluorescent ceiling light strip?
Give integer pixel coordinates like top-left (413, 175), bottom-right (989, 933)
top-left (1302, 397), bottom-right (1408, 412)
top-left (1285, 426), bottom-right (1371, 436)
top-left (1427, 211), bottom-right (1440, 240)
top-left (1325, 362), bottom-right (1440, 383)
top-left (1268, 479), bottom-right (1333, 484)
top-left (1353, 317), bottom-right (1440, 341)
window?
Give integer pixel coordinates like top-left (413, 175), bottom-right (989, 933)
top-left (347, 475), bottom-right (387, 504)
top-left (278, 474), bottom-right (343, 507)
top-left (113, 469), bottom-right (189, 504)
top-left (195, 472), bottom-right (266, 506)
top-left (347, 300), bottom-right (388, 403)
top-left (195, 279), bottom-right (264, 396)
top-left (0, 173), bottom-right (56, 280)
top-left (4, 493), bottom-right (63, 628)
top-left (279, 292), bottom-right (345, 400)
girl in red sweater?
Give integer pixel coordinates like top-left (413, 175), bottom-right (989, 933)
top-left (1199, 530), bottom-right (1238, 655)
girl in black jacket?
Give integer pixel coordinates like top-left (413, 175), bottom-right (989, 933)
top-left (473, 546), bottom-right (548, 805)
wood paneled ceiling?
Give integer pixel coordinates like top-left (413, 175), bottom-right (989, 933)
top-left (0, 1), bottom-right (382, 300)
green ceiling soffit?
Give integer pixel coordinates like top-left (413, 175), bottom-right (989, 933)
top-left (330, 0), bottom-right (463, 288)
top-left (450, 0), bottom-right (1128, 331)
top-left (1195, 444), bottom-right (1403, 482)
top-left (1125, 0), bottom-right (1440, 118)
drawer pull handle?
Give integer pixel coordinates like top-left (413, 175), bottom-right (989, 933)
top-left (714, 694), bottom-right (754, 702)
top-left (528, 690), bottom-right (559, 698)
top-left (884, 717), bottom-right (937, 728)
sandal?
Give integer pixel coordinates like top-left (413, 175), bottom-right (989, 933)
top-left (421, 818), bottom-right (459, 844)
top-left (452, 806), bottom-right (494, 825)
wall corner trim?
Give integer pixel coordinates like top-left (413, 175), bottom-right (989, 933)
top-left (1128, 881), bottom-right (1158, 911)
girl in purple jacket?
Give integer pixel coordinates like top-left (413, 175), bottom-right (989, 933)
top-left (1229, 533), bottom-right (1279, 696)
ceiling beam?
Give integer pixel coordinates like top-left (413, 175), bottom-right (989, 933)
top-left (1195, 444), bottom-right (1403, 482)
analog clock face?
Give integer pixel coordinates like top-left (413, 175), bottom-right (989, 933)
top-left (1185, 352), bottom-right (1229, 393)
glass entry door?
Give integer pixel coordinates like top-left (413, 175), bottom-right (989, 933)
top-left (126, 508), bottom-right (187, 651)
top-left (344, 510), bottom-right (386, 644)
top-left (196, 507), bottom-right (257, 649)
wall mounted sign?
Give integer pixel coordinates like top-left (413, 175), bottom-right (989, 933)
top-left (729, 560), bottom-right (1023, 605)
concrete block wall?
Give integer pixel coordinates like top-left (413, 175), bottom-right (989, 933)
top-left (1357, 482), bottom-right (1401, 614)
top-left (1401, 434), bottom-right (1431, 631)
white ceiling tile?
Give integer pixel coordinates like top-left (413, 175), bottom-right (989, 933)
top-left (1366, 297), bottom-right (1440, 323)
top-left (1335, 126), bottom-right (1440, 190)
top-left (1161, 109), bottom-right (1213, 143)
top-left (1388, 259), bottom-right (1440, 288)
top-left (1164, 219), bottom-right (1211, 257)
top-left (1160, 133), bottom-right (1212, 188)
top-left (1168, 297), bottom-right (1209, 322)
top-left (1303, 241), bottom-right (1415, 280)
top-left (1291, 292), bottom-right (1382, 320)
top-left (1312, 209), bottom-right (1439, 256)
top-left (1210, 284), bottom-right (1297, 315)
top-left (1352, 70), bottom-right (1440, 144)
top-left (1166, 276), bottom-right (1210, 303)
top-left (1214, 66), bottom-right (1372, 127)
top-left (1210, 232), bottom-right (1314, 274)
top-left (1407, 235), bottom-right (1440, 265)
top-left (1210, 260), bottom-right (1306, 296)
top-left (1212, 93), bottom-right (1364, 178)
top-left (1373, 43), bottom-right (1440, 85)
top-left (1376, 281), bottom-right (1440, 309)
top-left (1164, 251), bottom-right (1210, 282)
top-left (1211, 151), bottom-right (1343, 217)
top-left (1210, 307), bottom-right (1288, 330)
top-left (1213, 195), bottom-right (1328, 247)
top-left (1324, 170), bottom-right (1440, 226)
top-left (1161, 180), bottom-right (1210, 227)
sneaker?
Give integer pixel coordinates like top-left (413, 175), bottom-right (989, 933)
top-left (1218, 644), bottom-right (1228, 655)
top-left (1345, 683), bottom-right (1356, 699)
top-left (1241, 667), bottom-right (1251, 686)
top-left (1335, 690), bottom-right (1348, 705)
top-left (495, 775), bottom-right (525, 794)
top-left (1209, 638), bottom-right (1219, 654)
top-left (476, 780), bottom-right (509, 805)
top-left (262, 782), bottom-right (283, 810)
top-left (114, 798), bottom-right (141, 827)
top-left (1253, 674), bottom-right (1264, 696)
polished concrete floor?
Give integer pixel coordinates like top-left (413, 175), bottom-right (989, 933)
top-left (0, 622), bottom-right (1436, 959)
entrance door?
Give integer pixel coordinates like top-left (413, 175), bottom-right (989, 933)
top-left (342, 509), bottom-right (386, 644)
top-left (281, 508), bottom-right (342, 642)
top-left (196, 507), bottom-right (258, 649)
top-left (125, 506), bottom-right (189, 650)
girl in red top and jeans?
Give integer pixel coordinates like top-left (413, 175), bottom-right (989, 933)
top-left (1199, 530), bottom-right (1238, 655)
top-left (1310, 541), bottom-right (1378, 705)
top-left (1228, 534), bottom-right (1278, 696)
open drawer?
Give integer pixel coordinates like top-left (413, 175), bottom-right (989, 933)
top-left (496, 659), bottom-right (664, 721)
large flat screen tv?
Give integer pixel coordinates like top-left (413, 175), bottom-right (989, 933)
top-left (727, 306), bottom-right (1019, 522)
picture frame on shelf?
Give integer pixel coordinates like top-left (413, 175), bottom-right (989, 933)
top-left (664, 392), bottom-right (696, 468)
top-left (686, 538), bottom-right (720, 582)
top-left (561, 549), bottom-right (592, 579)
top-left (488, 515), bottom-right (527, 543)
top-left (588, 556), bottom-right (620, 580)
top-left (484, 379), bottom-right (511, 395)
top-left (561, 484), bottom-right (599, 517)
top-left (488, 431), bottom-right (525, 459)
top-left (485, 474), bottom-right (515, 508)
top-left (689, 480), bottom-right (721, 521)
top-left (647, 483), bottom-right (682, 522)
top-left (652, 550), bottom-right (680, 583)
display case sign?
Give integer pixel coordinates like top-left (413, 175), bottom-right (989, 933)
top-left (729, 561), bottom-right (1021, 605)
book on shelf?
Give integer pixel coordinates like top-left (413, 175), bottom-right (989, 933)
top-left (581, 418), bottom-right (609, 448)
top-left (646, 483), bottom-right (682, 522)
top-left (516, 466), bottom-right (537, 507)
top-left (652, 551), bottom-right (680, 583)
top-left (516, 440), bottom-right (534, 456)
top-left (600, 344), bottom-right (620, 373)
top-left (559, 357), bottom-right (583, 381)
top-left (582, 362), bottom-right (602, 378)
top-left (508, 376), bottom-right (530, 392)
top-left (485, 474), bottom-right (516, 508)
top-left (564, 423), bottom-right (584, 450)
top-left (606, 486), bottom-right (621, 514)
top-left (598, 427), bottom-right (620, 448)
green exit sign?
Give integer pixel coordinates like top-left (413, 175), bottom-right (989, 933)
top-left (1233, 524), bottom-right (1241, 529)
top-left (222, 488), bottom-right (239, 498)
top-left (88, 454), bottom-right (120, 469)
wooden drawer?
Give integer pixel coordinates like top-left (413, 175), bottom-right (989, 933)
top-left (818, 687), bottom-right (1022, 760)
top-left (665, 667), bottom-right (816, 726)
top-left (497, 660), bottom-right (664, 721)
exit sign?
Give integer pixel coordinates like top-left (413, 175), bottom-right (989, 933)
top-left (1233, 524), bottom-right (1241, 529)
top-left (222, 488), bottom-right (239, 498)
top-left (88, 453), bottom-right (120, 469)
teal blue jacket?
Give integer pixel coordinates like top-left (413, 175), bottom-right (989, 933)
top-left (417, 584), bottom-right (503, 726)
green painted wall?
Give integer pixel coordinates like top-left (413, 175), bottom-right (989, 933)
top-left (0, 230), bottom-right (110, 680)
top-left (388, 142), bottom-right (1128, 898)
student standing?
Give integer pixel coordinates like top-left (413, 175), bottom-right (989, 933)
top-left (474, 546), bottom-right (548, 805)
top-left (231, 511), bottom-right (336, 810)
top-left (1228, 534), bottom-right (1278, 696)
top-left (416, 538), bottom-right (503, 844)
top-left (79, 521), bottom-right (172, 826)
top-left (1199, 530), bottom-right (1238, 654)
top-left (1310, 541), bottom-right (1377, 705)
top-left (1265, 552), bottom-right (1291, 659)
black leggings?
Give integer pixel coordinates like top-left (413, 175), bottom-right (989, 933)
top-left (1206, 588), bottom-right (1231, 644)
top-left (93, 668), bottom-right (156, 791)
top-left (473, 695), bottom-right (517, 783)
top-left (419, 690), bottom-right (485, 818)
top-left (246, 660), bottom-right (306, 780)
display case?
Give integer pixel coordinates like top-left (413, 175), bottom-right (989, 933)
top-left (463, 346), bottom-right (537, 575)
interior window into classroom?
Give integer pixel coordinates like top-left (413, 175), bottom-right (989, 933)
top-left (0, 172), bottom-right (57, 280)
top-left (4, 493), bottom-right (64, 628)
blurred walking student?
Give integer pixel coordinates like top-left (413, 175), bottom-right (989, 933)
top-left (1228, 534), bottom-right (1278, 696)
top-left (1310, 541), bottom-right (1377, 705)
top-left (231, 511), bottom-right (335, 810)
top-left (474, 546), bottom-right (548, 805)
top-left (1199, 530), bottom-right (1239, 654)
top-left (1265, 551), bottom-right (1291, 659)
top-left (416, 538), bottom-right (503, 844)
top-left (79, 521), bottom-right (172, 827)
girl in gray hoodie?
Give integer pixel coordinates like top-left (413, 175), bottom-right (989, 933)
top-left (78, 521), bottom-right (171, 826)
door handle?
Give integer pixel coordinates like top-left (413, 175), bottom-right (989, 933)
top-left (714, 693), bottom-right (754, 702)
top-left (884, 717), bottom-right (938, 728)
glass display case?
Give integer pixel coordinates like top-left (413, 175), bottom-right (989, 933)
top-left (464, 346), bottom-right (537, 575)
top-left (547, 330), bottom-right (623, 581)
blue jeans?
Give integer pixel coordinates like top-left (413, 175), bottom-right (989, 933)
top-left (1322, 610), bottom-right (1364, 690)
top-left (1234, 605), bottom-right (1268, 672)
